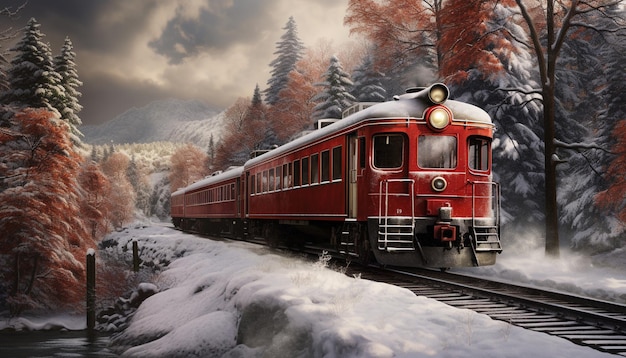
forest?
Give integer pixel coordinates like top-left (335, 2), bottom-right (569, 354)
top-left (0, 1), bottom-right (625, 315)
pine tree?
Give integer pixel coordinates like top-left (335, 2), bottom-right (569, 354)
top-left (591, 10), bottom-right (626, 251)
top-left (252, 84), bottom-right (263, 107)
top-left (53, 37), bottom-right (83, 147)
top-left (313, 55), bottom-right (356, 119)
top-left (442, 2), bottom-right (545, 231)
top-left (265, 17), bottom-right (305, 105)
top-left (1, 18), bottom-right (64, 115)
top-left (350, 53), bottom-right (387, 102)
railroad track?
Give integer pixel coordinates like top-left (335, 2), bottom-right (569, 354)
top-left (193, 231), bottom-right (626, 355)
top-left (345, 264), bottom-right (626, 356)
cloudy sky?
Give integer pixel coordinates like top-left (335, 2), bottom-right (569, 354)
top-left (3, 0), bottom-right (354, 125)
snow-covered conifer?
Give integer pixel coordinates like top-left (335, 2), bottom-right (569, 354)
top-left (265, 17), bottom-right (305, 105)
top-left (581, 12), bottom-right (626, 251)
top-left (1, 18), bottom-right (64, 115)
top-left (53, 37), bottom-right (83, 146)
top-left (351, 53), bottom-right (387, 102)
top-left (443, 3), bottom-right (544, 228)
top-left (312, 55), bottom-right (355, 119)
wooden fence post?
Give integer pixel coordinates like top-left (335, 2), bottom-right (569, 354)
top-left (86, 248), bottom-right (96, 331)
top-left (133, 240), bottom-right (140, 272)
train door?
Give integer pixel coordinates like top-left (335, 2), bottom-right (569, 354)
top-left (244, 171), bottom-right (250, 217)
top-left (236, 177), bottom-right (242, 216)
top-left (347, 134), bottom-right (359, 218)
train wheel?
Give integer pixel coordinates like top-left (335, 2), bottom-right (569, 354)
top-left (263, 222), bottom-right (279, 248)
top-left (355, 226), bottom-right (373, 266)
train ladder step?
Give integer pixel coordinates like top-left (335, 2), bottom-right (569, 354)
top-left (339, 222), bottom-right (358, 256)
top-left (377, 219), bottom-right (415, 252)
top-left (472, 227), bottom-right (502, 253)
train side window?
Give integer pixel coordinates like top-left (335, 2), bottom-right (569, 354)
top-left (282, 163), bottom-right (289, 188)
top-left (250, 174), bottom-right (256, 195)
top-left (276, 166), bottom-right (282, 190)
top-left (269, 168), bottom-right (275, 191)
top-left (302, 157), bottom-right (310, 185)
top-left (469, 137), bottom-right (490, 171)
top-left (418, 135), bottom-right (457, 169)
top-left (256, 173), bottom-right (262, 194)
top-left (321, 150), bottom-right (330, 183)
top-left (373, 134), bottom-right (404, 169)
top-left (332, 146), bottom-right (342, 181)
top-left (311, 153), bottom-right (319, 184)
top-left (262, 170), bottom-right (269, 193)
top-left (293, 160), bottom-right (301, 187)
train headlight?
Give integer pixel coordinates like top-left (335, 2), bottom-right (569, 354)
top-left (431, 176), bottom-right (447, 192)
top-left (428, 108), bottom-right (450, 130)
top-left (428, 84), bottom-right (449, 104)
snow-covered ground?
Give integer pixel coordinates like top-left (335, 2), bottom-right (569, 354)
top-left (3, 221), bottom-right (625, 357)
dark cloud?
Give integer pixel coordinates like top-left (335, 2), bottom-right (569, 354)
top-left (80, 73), bottom-right (172, 125)
top-left (1, 0), bottom-right (352, 125)
top-left (149, 0), bottom-right (277, 64)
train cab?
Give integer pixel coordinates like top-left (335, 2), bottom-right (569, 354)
top-left (341, 84), bottom-right (501, 268)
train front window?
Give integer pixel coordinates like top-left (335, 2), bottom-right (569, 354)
top-left (469, 137), bottom-right (490, 171)
top-left (373, 134), bottom-right (404, 169)
top-left (418, 135), bottom-right (457, 169)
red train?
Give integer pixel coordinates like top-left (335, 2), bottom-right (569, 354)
top-left (171, 83), bottom-right (502, 268)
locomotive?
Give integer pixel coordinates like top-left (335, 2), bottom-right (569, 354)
top-left (171, 83), bottom-right (502, 268)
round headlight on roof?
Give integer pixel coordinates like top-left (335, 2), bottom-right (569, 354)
top-left (428, 84), bottom-right (449, 104)
top-left (428, 107), bottom-right (450, 130)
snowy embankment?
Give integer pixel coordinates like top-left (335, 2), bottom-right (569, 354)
top-left (100, 223), bottom-right (615, 357)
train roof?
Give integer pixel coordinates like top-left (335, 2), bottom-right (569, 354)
top-left (172, 84), bottom-right (493, 194)
top-left (172, 166), bottom-right (244, 195)
top-left (245, 84), bottom-right (492, 169)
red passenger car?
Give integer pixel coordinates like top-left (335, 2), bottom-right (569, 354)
top-left (172, 84), bottom-right (502, 268)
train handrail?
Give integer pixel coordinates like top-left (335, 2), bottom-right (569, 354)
top-left (378, 179), bottom-right (416, 250)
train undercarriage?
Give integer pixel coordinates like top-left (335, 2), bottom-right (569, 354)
top-left (173, 215), bottom-right (502, 268)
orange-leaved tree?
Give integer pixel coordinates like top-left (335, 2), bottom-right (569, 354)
top-left (169, 143), bottom-right (209, 191)
top-left (0, 108), bottom-right (92, 315)
top-left (101, 151), bottom-right (136, 230)
top-left (79, 161), bottom-right (111, 240)
top-left (345, 0), bottom-right (519, 82)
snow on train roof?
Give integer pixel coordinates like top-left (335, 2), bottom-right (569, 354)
top-left (173, 87), bottom-right (492, 194)
top-left (245, 88), bottom-right (491, 168)
top-left (172, 166), bottom-right (243, 195)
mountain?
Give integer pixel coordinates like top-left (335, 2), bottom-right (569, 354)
top-left (81, 99), bottom-right (225, 147)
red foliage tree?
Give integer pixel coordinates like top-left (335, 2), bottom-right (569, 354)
top-left (344, 0), bottom-right (435, 71)
top-left (0, 108), bottom-right (91, 315)
top-left (101, 152), bottom-right (136, 230)
top-left (269, 59), bottom-right (320, 141)
top-left (169, 143), bottom-right (209, 191)
top-left (345, 0), bottom-right (518, 81)
top-left (213, 98), bottom-right (268, 170)
top-left (78, 161), bottom-right (111, 240)
top-left (438, 0), bottom-right (519, 82)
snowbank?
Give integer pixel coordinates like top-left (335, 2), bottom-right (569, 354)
top-left (456, 235), bottom-right (626, 304)
top-left (106, 225), bottom-right (612, 357)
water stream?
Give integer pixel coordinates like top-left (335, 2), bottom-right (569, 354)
top-left (0, 330), bottom-right (116, 357)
